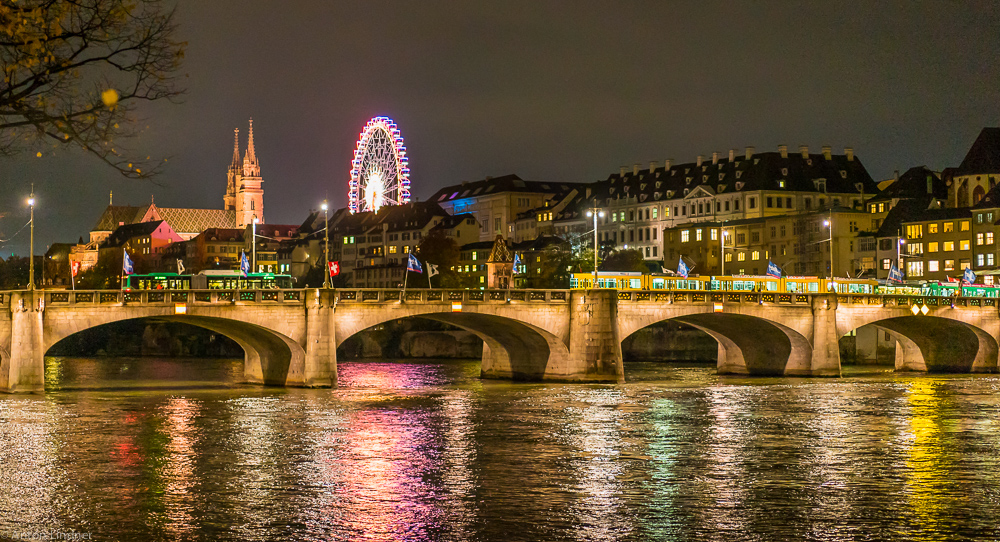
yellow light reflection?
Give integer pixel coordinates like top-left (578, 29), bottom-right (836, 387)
top-left (903, 380), bottom-right (951, 538)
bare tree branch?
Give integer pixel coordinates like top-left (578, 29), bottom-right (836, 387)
top-left (0, 0), bottom-right (185, 179)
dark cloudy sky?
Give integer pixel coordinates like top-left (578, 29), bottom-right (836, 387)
top-left (3, 0), bottom-right (999, 257)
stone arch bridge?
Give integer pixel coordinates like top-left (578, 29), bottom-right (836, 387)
top-left (1, 288), bottom-right (997, 392)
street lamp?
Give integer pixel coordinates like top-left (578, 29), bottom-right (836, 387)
top-left (252, 216), bottom-right (259, 273)
top-left (720, 226), bottom-right (729, 276)
top-left (586, 207), bottom-right (605, 288)
top-left (824, 216), bottom-right (834, 285)
top-left (321, 200), bottom-right (330, 288)
top-left (27, 186), bottom-right (35, 290)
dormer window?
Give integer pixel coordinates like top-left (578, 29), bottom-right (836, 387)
top-left (640, 183), bottom-right (647, 190)
top-left (686, 177), bottom-right (692, 185)
top-left (779, 180), bottom-right (786, 188)
top-left (656, 181), bottom-right (662, 188)
top-left (718, 173), bottom-right (725, 181)
top-left (717, 184), bottom-right (726, 193)
top-left (736, 171), bottom-right (742, 179)
top-left (667, 190), bottom-right (675, 198)
top-left (840, 170), bottom-right (848, 178)
top-left (684, 188), bottom-right (690, 196)
top-left (806, 159), bottom-right (812, 166)
top-left (735, 182), bottom-right (745, 191)
top-left (702, 175), bottom-right (708, 182)
top-left (754, 158), bottom-right (760, 165)
top-left (781, 168), bottom-right (788, 176)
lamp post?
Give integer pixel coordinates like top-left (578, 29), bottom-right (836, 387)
top-left (252, 217), bottom-right (259, 273)
top-left (321, 200), bottom-right (330, 288)
top-left (720, 226), bottom-right (728, 276)
top-left (824, 214), bottom-right (834, 285)
top-left (27, 186), bottom-right (35, 290)
top-left (586, 207), bottom-right (605, 288)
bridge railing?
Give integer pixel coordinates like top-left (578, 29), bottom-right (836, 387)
top-left (334, 288), bottom-right (571, 304)
top-left (27, 289), bottom-right (311, 307)
top-left (612, 289), bottom-right (997, 308)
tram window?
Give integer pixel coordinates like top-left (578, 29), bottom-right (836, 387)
top-left (787, 282), bottom-right (798, 292)
top-left (808, 283), bottom-right (819, 293)
top-left (629, 279), bottom-right (641, 289)
top-left (767, 281), bottom-right (777, 291)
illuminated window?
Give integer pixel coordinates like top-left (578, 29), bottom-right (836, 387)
top-left (389, 245), bottom-right (397, 254)
top-left (944, 241), bottom-right (955, 251)
top-left (944, 259), bottom-right (955, 271)
top-left (710, 229), bottom-right (718, 241)
top-left (737, 252), bottom-right (746, 262)
top-left (943, 222), bottom-right (954, 233)
top-left (928, 242), bottom-right (938, 252)
top-left (928, 223), bottom-right (939, 234)
top-left (681, 230), bottom-right (690, 242)
top-left (929, 260), bottom-right (939, 272)
top-left (961, 240), bottom-right (971, 251)
top-left (751, 250), bottom-right (760, 260)
top-left (696, 229), bottom-right (703, 241)
top-left (906, 225), bottom-right (923, 239)
top-left (908, 261), bottom-right (924, 277)
top-left (988, 232), bottom-right (995, 245)
top-left (961, 221), bottom-right (970, 231)
top-left (403, 245), bottom-right (410, 253)
top-left (652, 208), bottom-right (658, 219)
top-left (725, 253), bottom-right (733, 262)
top-left (472, 252), bottom-right (477, 260)
top-left (977, 233), bottom-right (984, 245)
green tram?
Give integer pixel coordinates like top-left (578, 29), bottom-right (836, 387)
top-left (123, 271), bottom-right (294, 290)
top-left (908, 281), bottom-right (1000, 298)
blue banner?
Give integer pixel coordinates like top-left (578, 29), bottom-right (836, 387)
top-left (766, 260), bottom-right (782, 279)
top-left (123, 251), bottom-right (134, 275)
top-left (677, 257), bottom-right (689, 278)
top-left (407, 253), bottom-right (423, 273)
top-left (963, 267), bottom-right (976, 285)
top-left (240, 251), bottom-right (250, 277)
top-left (513, 253), bottom-right (521, 275)
top-left (887, 262), bottom-right (903, 283)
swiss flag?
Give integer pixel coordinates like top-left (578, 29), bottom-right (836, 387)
top-left (328, 261), bottom-right (340, 277)
top-left (71, 261), bottom-right (81, 277)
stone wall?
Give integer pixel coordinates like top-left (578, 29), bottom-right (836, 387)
top-left (621, 321), bottom-right (718, 362)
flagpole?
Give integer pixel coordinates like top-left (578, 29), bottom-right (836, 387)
top-left (120, 251), bottom-right (125, 291)
top-left (427, 264), bottom-right (432, 289)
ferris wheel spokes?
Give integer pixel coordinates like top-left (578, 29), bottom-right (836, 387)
top-left (348, 116), bottom-right (411, 214)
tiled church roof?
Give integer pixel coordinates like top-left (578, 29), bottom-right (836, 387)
top-left (154, 207), bottom-right (237, 233)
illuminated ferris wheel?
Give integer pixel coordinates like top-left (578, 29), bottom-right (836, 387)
top-left (348, 116), bottom-right (411, 213)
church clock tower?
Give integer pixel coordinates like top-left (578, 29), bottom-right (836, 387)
top-left (229, 119), bottom-right (264, 227)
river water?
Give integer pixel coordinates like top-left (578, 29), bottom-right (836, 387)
top-left (1, 357), bottom-right (999, 541)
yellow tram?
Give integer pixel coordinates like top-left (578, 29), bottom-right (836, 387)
top-left (570, 272), bottom-right (877, 294)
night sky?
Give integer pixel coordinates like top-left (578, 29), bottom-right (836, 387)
top-left (3, 0), bottom-right (999, 257)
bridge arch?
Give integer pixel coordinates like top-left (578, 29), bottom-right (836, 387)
top-left (44, 313), bottom-right (306, 386)
top-left (837, 308), bottom-right (998, 373)
top-left (333, 304), bottom-right (572, 380)
top-left (617, 307), bottom-right (815, 376)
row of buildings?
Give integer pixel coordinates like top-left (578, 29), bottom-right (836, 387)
top-left (45, 125), bottom-right (1000, 289)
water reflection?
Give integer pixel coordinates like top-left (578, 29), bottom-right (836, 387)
top-left (4, 358), bottom-right (1000, 540)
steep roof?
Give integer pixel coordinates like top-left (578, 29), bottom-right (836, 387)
top-left (955, 128), bottom-right (1000, 175)
top-left (562, 149), bottom-right (876, 217)
top-left (104, 221), bottom-right (170, 248)
top-left (429, 174), bottom-right (585, 204)
top-left (875, 199), bottom-right (935, 238)
top-left (870, 166), bottom-right (947, 201)
top-left (92, 205), bottom-right (144, 232)
top-left (197, 228), bottom-right (244, 242)
top-left (150, 206), bottom-right (237, 233)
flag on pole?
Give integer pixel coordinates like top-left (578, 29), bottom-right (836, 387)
top-left (963, 267), bottom-right (976, 285)
top-left (71, 261), bottom-right (80, 277)
top-left (177, 259), bottom-right (185, 274)
top-left (677, 256), bottom-right (689, 278)
top-left (428, 263), bottom-right (439, 278)
top-left (766, 260), bottom-right (782, 279)
top-left (328, 261), bottom-right (340, 277)
top-left (407, 253), bottom-right (423, 273)
top-left (512, 253), bottom-right (521, 274)
top-left (240, 251), bottom-right (250, 277)
top-left (887, 262), bottom-right (903, 283)
top-left (123, 251), bottom-right (134, 275)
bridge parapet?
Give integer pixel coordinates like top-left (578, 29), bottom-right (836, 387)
top-left (333, 288), bottom-right (570, 304)
top-left (36, 289), bottom-right (309, 307)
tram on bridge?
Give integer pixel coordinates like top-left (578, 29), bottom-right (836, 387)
top-left (123, 270), bottom-right (294, 291)
top-left (570, 272), bottom-right (1000, 297)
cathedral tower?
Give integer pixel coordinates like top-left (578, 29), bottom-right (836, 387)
top-left (235, 119), bottom-right (264, 227)
top-left (224, 128), bottom-right (239, 211)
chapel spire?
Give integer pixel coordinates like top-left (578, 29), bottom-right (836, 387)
top-left (243, 118), bottom-right (260, 177)
top-left (230, 128), bottom-right (240, 172)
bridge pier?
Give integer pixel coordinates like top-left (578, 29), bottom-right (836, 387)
top-left (295, 289), bottom-right (336, 387)
top-left (1, 291), bottom-right (45, 393)
top-left (808, 294), bottom-right (842, 377)
top-left (565, 290), bottom-right (624, 383)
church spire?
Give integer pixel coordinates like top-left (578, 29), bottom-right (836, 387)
top-left (243, 118), bottom-right (260, 177)
top-left (230, 128), bottom-right (240, 172)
